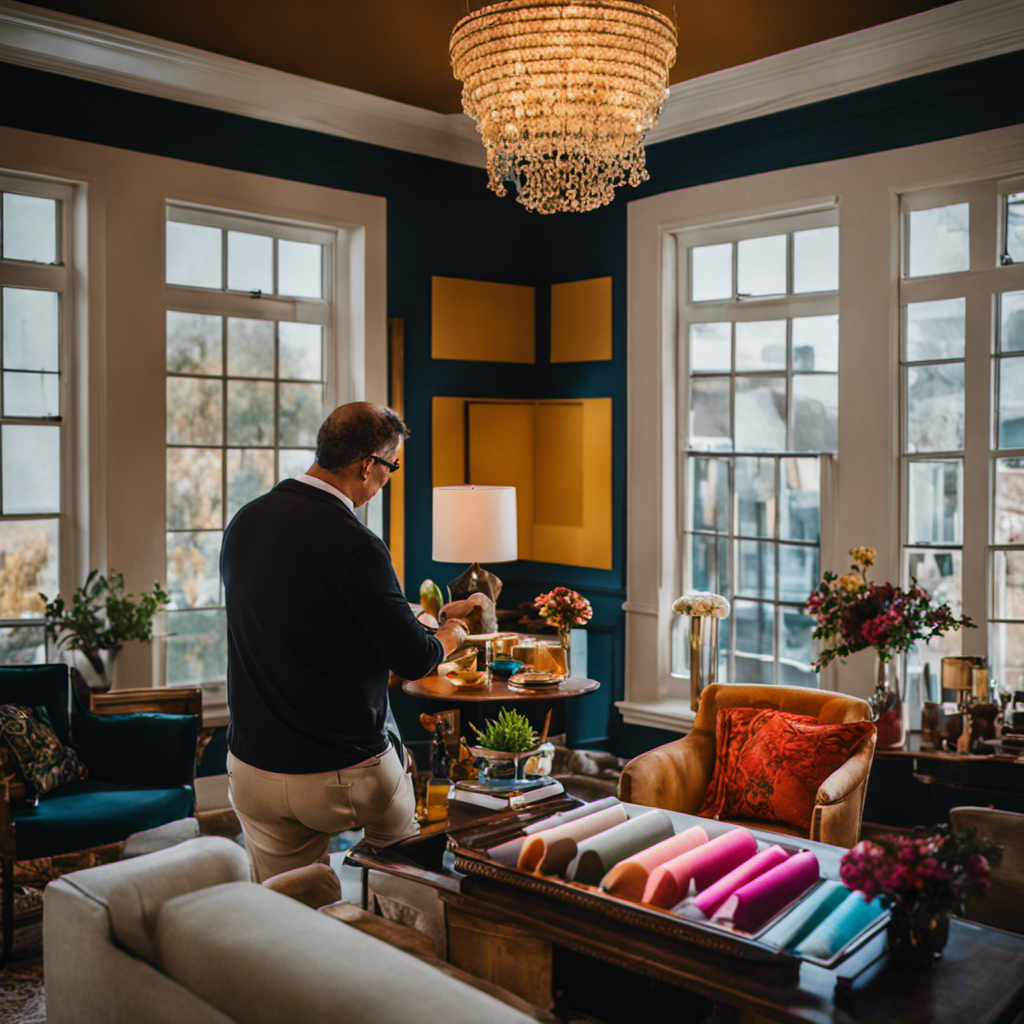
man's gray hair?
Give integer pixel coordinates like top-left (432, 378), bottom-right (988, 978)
top-left (315, 404), bottom-right (409, 472)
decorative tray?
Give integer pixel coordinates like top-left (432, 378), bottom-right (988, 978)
top-left (447, 813), bottom-right (888, 975)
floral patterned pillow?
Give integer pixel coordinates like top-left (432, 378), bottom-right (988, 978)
top-left (0, 704), bottom-right (88, 800)
top-left (702, 709), bottom-right (874, 830)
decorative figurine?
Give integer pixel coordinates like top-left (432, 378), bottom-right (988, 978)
top-left (432, 719), bottom-right (450, 780)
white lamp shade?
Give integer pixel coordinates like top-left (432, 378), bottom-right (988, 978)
top-left (432, 486), bottom-right (518, 563)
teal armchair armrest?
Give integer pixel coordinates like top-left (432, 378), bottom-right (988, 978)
top-left (71, 703), bottom-right (198, 787)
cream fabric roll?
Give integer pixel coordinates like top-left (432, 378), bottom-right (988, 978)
top-left (487, 797), bottom-right (622, 865)
top-left (517, 804), bottom-right (629, 875)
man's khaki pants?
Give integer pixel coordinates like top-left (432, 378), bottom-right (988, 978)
top-left (227, 743), bottom-right (418, 882)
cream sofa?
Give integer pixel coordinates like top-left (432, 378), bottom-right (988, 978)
top-left (44, 836), bottom-right (538, 1024)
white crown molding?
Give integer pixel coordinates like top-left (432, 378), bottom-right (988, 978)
top-left (0, 0), bottom-right (1020, 166)
top-left (648, 0), bottom-right (1024, 145)
top-left (0, 0), bottom-right (485, 167)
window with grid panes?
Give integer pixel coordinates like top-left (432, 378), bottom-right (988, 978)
top-left (165, 205), bottom-right (335, 686)
top-left (0, 177), bottom-right (73, 666)
top-left (900, 178), bottom-right (1024, 702)
top-left (675, 208), bottom-right (838, 688)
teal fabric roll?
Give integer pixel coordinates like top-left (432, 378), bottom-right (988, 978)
top-left (568, 811), bottom-right (675, 886)
top-left (758, 880), bottom-right (847, 950)
top-left (792, 890), bottom-right (886, 959)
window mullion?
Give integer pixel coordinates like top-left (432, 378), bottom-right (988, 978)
top-left (963, 290), bottom-right (992, 661)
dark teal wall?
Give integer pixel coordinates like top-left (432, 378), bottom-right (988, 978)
top-left (3, 48), bottom-right (1023, 764)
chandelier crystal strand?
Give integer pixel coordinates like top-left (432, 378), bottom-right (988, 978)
top-left (450, 0), bottom-right (677, 214)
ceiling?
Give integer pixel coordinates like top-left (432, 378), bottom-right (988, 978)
top-left (23, 0), bottom-right (961, 115)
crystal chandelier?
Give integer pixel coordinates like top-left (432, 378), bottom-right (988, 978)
top-left (450, 0), bottom-right (677, 214)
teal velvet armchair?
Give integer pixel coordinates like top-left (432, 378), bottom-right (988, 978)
top-left (0, 664), bottom-right (197, 961)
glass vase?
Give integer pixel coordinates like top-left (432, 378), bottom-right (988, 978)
top-left (689, 616), bottom-right (720, 712)
top-left (871, 652), bottom-right (906, 749)
top-left (887, 903), bottom-right (950, 968)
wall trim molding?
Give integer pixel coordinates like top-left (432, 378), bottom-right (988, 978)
top-left (615, 700), bottom-right (694, 733)
top-left (0, 0), bottom-right (484, 167)
top-left (647, 0), bottom-right (1024, 145)
top-left (1, 0), bottom-right (1020, 166)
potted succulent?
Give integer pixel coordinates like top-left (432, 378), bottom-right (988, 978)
top-left (41, 570), bottom-right (169, 692)
top-left (468, 708), bottom-right (551, 781)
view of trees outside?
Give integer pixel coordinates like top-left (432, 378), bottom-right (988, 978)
top-left (0, 184), bottom-right (64, 666)
top-left (165, 311), bottom-right (323, 685)
top-left (164, 212), bottom-right (329, 687)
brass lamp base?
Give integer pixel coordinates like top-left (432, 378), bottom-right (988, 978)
top-left (447, 562), bottom-right (501, 634)
top-left (446, 562), bottom-right (503, 604)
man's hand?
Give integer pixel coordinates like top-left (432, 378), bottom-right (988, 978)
top-left (435, 617), bottom-right (469, 659)
top-left (440, 592), bottom-right (490, 634)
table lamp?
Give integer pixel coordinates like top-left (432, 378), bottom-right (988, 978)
top-left (432, 485), bottom-right (518, 606)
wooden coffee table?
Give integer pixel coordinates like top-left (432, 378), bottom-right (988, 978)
top-left (347, 802), bottom-right (1024, 1024)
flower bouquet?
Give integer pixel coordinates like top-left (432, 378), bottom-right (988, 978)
top-left (534, 587), bottom-right (592, 677)
top-left (805, 546), bottom-right (973, 747)
top-left (840, 826), bottom-right (1002, 967)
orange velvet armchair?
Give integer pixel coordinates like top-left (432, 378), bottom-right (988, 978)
top-left (618, 684), bottom-right (876, 849)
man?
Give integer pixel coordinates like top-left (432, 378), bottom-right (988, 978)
top-left (222, 401), bottom-right (468, 881)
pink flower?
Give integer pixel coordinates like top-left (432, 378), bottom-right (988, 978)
top-left (965, 854), bottom-right (990, 887)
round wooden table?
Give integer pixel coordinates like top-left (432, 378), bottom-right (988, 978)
top-left (402, 673), bottom-right (599, 703)
top-left (401, 674), bottom-right (601, 742)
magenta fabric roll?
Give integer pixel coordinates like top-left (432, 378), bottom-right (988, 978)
top-left (721, 850), bottom-right (820, 932)
top-left (642, 827), bottom-right (757, 909)
top-left (692, 845), bottom-right (790, 919)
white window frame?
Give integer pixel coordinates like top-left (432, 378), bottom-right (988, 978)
top-left (162, 202), bottom-right (357, 690)
top-left (674, 208), bottom-right (839, 695)
top-left (0, 172), bottom-right (83, 657)
top-left (621, 126), bottom-right (1024, 734)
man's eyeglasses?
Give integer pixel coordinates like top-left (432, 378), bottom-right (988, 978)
top-left (371, 454), bottom-right (400, 473)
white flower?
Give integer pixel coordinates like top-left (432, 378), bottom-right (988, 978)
top-left (672, 592), bottom-right (730, 618)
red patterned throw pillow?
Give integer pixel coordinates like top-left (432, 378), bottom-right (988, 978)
top-left (699, 708), bottom-right (874, 830)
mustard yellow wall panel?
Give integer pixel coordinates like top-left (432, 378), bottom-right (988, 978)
top-left (550, 276), bottom-right (612, 363)
top-left (432, 276), bottom-right (536, 363)
top-left (432, 397), bottom-right (467, 488)
top-left (581, 397), bottom-right (613, 569)
top-left (432, 396), bottom-right (612, 570)
top-left (534, 403), bottom-right (583, 528)
top-left (468, 402), bottom-right (535, 560)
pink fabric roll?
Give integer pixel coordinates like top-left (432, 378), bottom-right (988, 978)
top-left (692, 845), bottom-right (790, 919)
top-left (517, 804), bottom-right (628, 875)
top-left (600, 825), bottom-right (709, 901)
top-left (642, 827), bottom-right (757, 909)
top-left (719, 850), bottom-right (820, 932)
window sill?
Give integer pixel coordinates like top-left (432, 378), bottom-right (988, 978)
top-left (615, 699), bottom-right (696, 733)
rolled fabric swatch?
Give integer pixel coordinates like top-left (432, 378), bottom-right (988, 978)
top-left (568, 811), bottom-right (675, 886)
top-left (517, 804), bottom-right (628, 875)
top-left (692, 845), bottom-right (790, 919)
top-left (792, 890), bottom-right (886, 960)
top-left (642, 827), bottom-right (758, 909)
top-left (757, 879), bottom-right (847, 950)
top-left (489, 797), bottom-right (623, 865)
top-left (522, 796), bottom-right (622, 835)
top-left (717, 850), bottom-right (820, 932)
top-left (601, 825), bottom-right (709, 901)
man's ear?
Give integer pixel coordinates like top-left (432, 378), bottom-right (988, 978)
top-left (360, 456), bottom-right (373, 480)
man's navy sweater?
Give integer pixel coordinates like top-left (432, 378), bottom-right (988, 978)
top-left (221, 479), bottom-right (443, 773)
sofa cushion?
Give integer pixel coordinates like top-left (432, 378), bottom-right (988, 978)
top-left (0, 703), bottom-right (88, 799)
top-left (11, 779), bottom-right (194, 860)
top-left (701, 709), bottom-right (875, 830)
top-left (156, 882), bottom-right (537, 1024)
top-left (103, 836), bottom-right (252, 964)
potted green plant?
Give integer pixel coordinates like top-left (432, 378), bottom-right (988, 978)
top-left (41, 570), bottom-right (169, 692)
top-left (468, 708), bottom-right (551, 781)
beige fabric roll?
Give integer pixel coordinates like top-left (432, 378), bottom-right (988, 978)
top-left (517, 804), bottom-right (628, 874)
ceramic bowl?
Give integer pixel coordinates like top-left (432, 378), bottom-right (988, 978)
top-left (490, 658), bottom-right (524, 676)
top-left (448, 669), bottom-right (488, 688)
